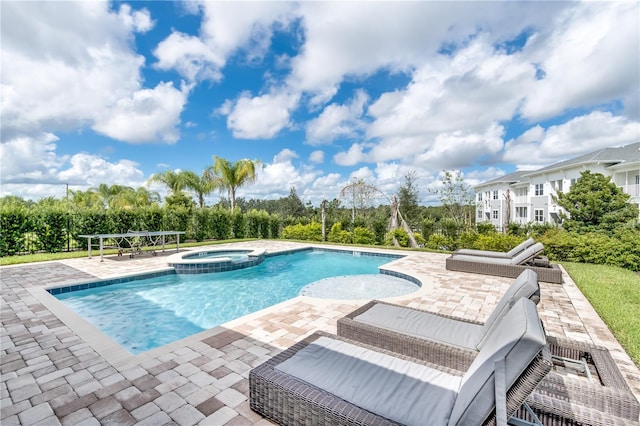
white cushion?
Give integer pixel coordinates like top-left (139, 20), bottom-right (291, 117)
top-left (275, 335), bottom-right (460, 426)
top-left (354, 303), bottom-right (483, 350)
top-left (448, 298), bottom-right (546, 426)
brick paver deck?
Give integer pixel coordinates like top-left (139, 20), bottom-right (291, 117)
top-left (2, 240), bottom-right (639, 425)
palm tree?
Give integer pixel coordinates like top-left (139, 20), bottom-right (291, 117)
top-left (93, 184), bottom-right (134, 209)
top-left (147, 170), bottom-right (189, 197)
top-left (182, 170), bottom-right (218, 208)
top-left (205, 156), bottom-right (260, 213)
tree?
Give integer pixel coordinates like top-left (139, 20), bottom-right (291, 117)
top-left (205, 156), bottom-right (260, 213)
top-left (339, 178), bottom-right (379, 223)
top-left (147, 170), bottom-right (198, 208)
top-left (555, 170), bottom-right (639, 233)
top-left (182, 170), bottom-right (218, 208)
top-left (431, 170), bottom-right (475, 228)
top-left (397, 171), bottom-right (421, 228)
top-left (148, 170), bottom-right (189, 196)
top-left (281, 187), bottom-right (306, 218)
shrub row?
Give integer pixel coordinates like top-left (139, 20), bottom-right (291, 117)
top-left (0, 206), bottom-right (282, 256)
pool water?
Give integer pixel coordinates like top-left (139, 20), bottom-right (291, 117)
top-left (55, 250), bottom-right (405, 354)
top-left (182, 250), bottom-right (251, 260)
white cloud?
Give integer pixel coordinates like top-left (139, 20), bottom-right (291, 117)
top-left (521, 2), bottom-right (640, 120)
top-left (305, 90), bottom-right (369, 145)
top-left (288, 2), bottom-right (562, 103)
top-left (503, 111), bottom-right (640, 166)
top-left (245, 150), bottom-right (320, 199)
top-left (1, 2), bottom-right (175, 144)
top-left (154, 2), bottom-right (296, 83)
top-left (0, 133), bottom-right (64, 183)
top-left (92, 82), bottom-right (189, 144)
top-left (153, 32), bottom-right (223, 82)
top-left (334, 143), bottom-right (369, 166)
top-left (0, 134), bottom-right (145, 200)
top-left (309, 150), bottom-right (324, 164)
top-left (57, 154), bottom-right (145, 188)
top-left (274, 148), bottom-right (298, 163)
top-left (222, 89), bottom-right (300, 139)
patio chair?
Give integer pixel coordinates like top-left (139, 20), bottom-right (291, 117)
top-left (337, 280), bottom-right (640, 422)
top-left (337, 269), bottom-right (540, 370)
top-left (445, 243), bottom-right (563, 283)
top-left (453, 237), bottom-right (535, 259)
top-left (250, 298), bottom-right (552, 426)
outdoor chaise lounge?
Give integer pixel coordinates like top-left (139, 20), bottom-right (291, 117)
top-left (337, 274), bottom-right (640, 423)
top-left (445, 242), bottom-right (563, 284)
top-left (250, 298), bottom-right (552, 426)
top-left (337, 270), bottom-right (540, 369)
top-left (453, 237), bottom-right (536, 259)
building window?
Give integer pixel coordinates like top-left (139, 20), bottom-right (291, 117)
top-left (477, 210), bottom-right (483, 219)
top-left (492, 210), bottom-right (499, 220)
top-left (516, 207), bottom-right (528, 219)
top-left (556, 180), bottom-right (563, 192)
top-left (534, 209), bottom-right (544, 222)
top-left (492, 190), bottom-right (499, 200)
top-left (534, 183), bottom-right (544, 196)
top-left (477, 193), bottom-right (482, 201)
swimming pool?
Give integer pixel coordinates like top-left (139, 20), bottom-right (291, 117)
top-left (53, 249), bottom-right (417, 354)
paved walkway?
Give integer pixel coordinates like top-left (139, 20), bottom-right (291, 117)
top-left (2, 241), bottom-right (639, 425)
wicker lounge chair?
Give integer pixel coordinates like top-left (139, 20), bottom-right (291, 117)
top-left (250, 298), bottom-right (552, 426)
top-left (337, 294), bottom-right (640, 422)
top-left (445, 243), bottom-right (563, 284)
top-left (453, 237), bottom-right (536, 259)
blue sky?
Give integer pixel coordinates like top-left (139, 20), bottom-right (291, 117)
top-left (1, 1), bottom-right (639, 206)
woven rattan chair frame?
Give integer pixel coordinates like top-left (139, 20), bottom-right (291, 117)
top-left (249, 331), bottom-right (552, 426)
top-left (337, 301), bottom-right (640, 422)
top-left (445, 256), bottom-right (564, 284)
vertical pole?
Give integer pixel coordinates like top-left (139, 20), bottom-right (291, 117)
top-left (321, 200), bottom-right (326, 242)
top-left (66, 183), bottom-right (70, 252)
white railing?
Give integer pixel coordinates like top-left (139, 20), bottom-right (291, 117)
top-left (620, 184), bottom-right (640, 197)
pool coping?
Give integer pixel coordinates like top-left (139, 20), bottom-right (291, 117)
top-left (28, 245), bottom-right (431, 369)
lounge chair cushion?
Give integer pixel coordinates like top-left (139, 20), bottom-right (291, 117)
top-left (448, 298), bottom-right (547, 426)
top-left (275, 335), bottom-right (460, 426)
top-left (351, 270), bottom-right (539, 351)
top-left (478, 269), bottom-right (540, 349)
top-left (353, 302), bottom-right (483, 350)
top-left (452, 243), bottom-right (544, 266)
top-left (454, 238), bottom-right (535, 258)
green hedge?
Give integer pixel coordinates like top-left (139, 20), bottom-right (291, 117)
top-left (0, 206), bottom-right (282, 256)
top-left (538, 228), bottom-right (640, 271)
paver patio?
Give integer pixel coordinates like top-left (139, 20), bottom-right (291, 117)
top-left (2, 240), bottom-right (639, 425)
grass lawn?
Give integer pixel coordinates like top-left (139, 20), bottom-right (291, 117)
top-left (562, 261), bottom-right (640, 366)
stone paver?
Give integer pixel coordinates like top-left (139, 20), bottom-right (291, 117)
top-left (2, 240), bottom-right (639, 425)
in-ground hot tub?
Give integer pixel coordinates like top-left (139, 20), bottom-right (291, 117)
top-left (167, 248), bottom-right (266, 274)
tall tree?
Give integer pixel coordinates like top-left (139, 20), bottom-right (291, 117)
top-left (182, 170), bottom-right (218, 208)
top-left (431, 170), bottom-right (475, 227)
top-left (205, 156), bottom-right (260, 213)
top-left (397, 171), bottom-right (421, 228)
top-left (555, 170), bottom-right (639, 233)
top-left (339, 178), bottom-right (379, 223)
top-left (281, 187), bottom-right (306, 218)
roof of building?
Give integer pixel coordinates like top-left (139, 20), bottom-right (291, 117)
top-left (474, 170), bottom-right (528, 188)
top-left (522, 142), bottom-right (640, 176)
top-left (474, 142), bottom-right (640, 189)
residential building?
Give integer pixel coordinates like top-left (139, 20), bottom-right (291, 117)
top-left (474, 142), bottom-right (640, 229)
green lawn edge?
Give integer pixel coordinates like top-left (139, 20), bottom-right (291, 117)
top-left (562, 261), bottom-right (640, 366)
